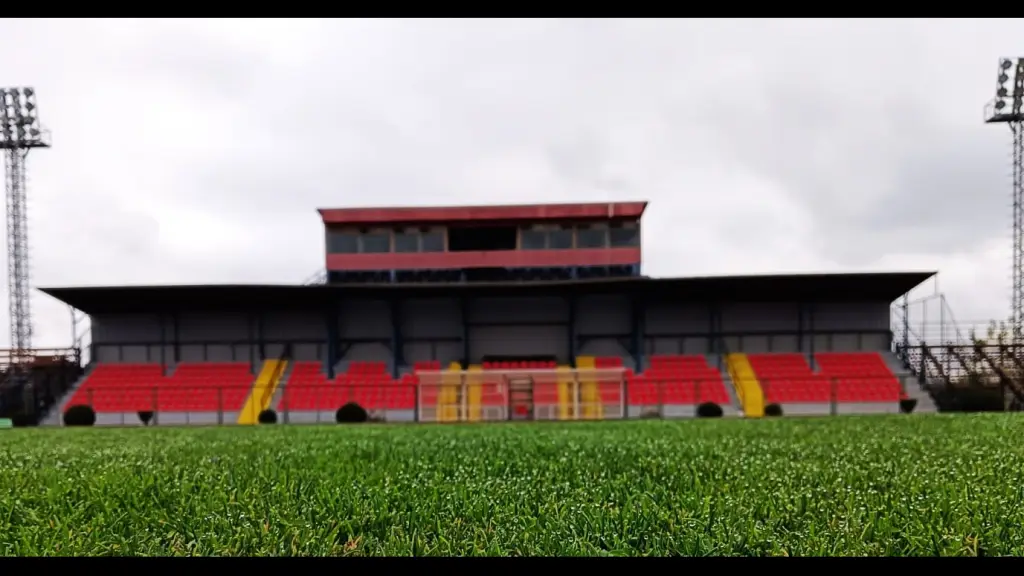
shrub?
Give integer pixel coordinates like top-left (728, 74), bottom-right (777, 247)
top-left (764, 403), bottom-right (784, 417)
top-left (63, 404), bottom-right (96, 427)
top-left (137, 411), bottom-right (154, 426)
top-left (336, 402), bottom-right (368, 424)
top-left (696, 402), bottom-right (723, 418)
top-left (257, 409), bottom-right (277, 424)
top-left (899, 398), bottom-right (918, 414)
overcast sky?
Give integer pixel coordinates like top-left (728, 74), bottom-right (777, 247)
top-left (0, 18), bottom-right (1019, 347)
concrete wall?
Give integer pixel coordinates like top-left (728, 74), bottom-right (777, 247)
top-left (89, 298), bottom-right (894, 366)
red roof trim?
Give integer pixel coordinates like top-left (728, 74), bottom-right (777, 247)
top-left (325, 248), bottom-right (641, 272)
top-left (318, 202), bottom-right (648, 225)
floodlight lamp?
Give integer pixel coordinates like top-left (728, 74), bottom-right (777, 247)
top-left (1000, 73), bottom-right (1010, 84)
top-left (999, 87), bottom-right (1010, 97)
top-left (22, 88), bottom-right (33, 97)
top-left (996, 100), bottom-right (1007, 110)
top-left (1002, 59), bottom-right (1014, 70)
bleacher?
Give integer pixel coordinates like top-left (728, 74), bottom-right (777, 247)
top-left (628, 355), bottom-right (731, 407)
top-left (66, 362), bottom-right (254, 413)
top-left (65, 351), bottom-right (906, 422)
top-left (279, 361), bottom-right (416, 412)
top-left (746, 352), bottom-right (904, 404)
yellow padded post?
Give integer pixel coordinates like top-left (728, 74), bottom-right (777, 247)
top-left (439, 361), bottom-right (461, 422)
top-left (556, 366), bottom-right (572, 420)
top-left (727, 353), bottom-right (764, 418)
top-left (467, 365), bottom-right (483, 422)
top-left (237, 359), bottom-right (287, 425)
top-left (576, 356), bottom-right (600, 419)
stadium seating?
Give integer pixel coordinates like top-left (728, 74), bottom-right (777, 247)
top-left (628, 355), bottom-right (731, 406)
top-left (814, 352), bottom-right (903, 402)
top-left (746, 352), bottom-right (904, 404)
top-left (66, 362), bottom-right (255, 413)
top-left (747, 353), bottom-right (829, 403)
top-left (280, 361), bottom-right (415, 412)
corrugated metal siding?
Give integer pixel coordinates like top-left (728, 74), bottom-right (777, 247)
top-left (577, 295), bottom-right (630, 358)
top-left (86, 299), bottom-right (896, 364)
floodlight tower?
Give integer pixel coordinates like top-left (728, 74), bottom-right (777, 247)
top-left (986, 59), bottom-right (1024, 343)
top-left (0, 87), bottom-right (49, 376)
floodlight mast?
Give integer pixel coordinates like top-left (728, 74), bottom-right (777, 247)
top-left (985, 59), bottom-right (1024, 344)
top-left (0, 87), bottom-right (49, 378)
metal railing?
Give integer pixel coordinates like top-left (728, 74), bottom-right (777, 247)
top-left (58, 373), bottom-right (921, 426)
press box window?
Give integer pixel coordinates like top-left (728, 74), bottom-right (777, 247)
top-left (360, 232), bottom-right (391, 253)
top-left (609, 224), bottom-right (639, 247)
top-left (576, 226), bottom-right (608, 249)
top-left (327, 231), bottom-right (359, 254)
top-left (394, 232), bottom-right (419, 253)
top-left (520, 229), bottom-right (547, 250)
top-left (421, 230), bottom-right (445, 252)
top-left (548, 229), bottom-right (573, 250)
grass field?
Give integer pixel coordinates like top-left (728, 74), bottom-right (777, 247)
top-left (1, 414), bottom-right (1023, 556)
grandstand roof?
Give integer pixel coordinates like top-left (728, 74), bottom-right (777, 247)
top-left (318, 201), bottom-right (648, 225)
top-left (40, 272), bottom-right (935, 314)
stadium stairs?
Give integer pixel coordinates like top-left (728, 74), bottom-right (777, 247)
top-left (41, 365), bottom-right (95, 426)
top-left (725, 353), bottom-right (765, 418)
top-left (743, 351), bottom-right (935, 416)
top-left (237, 359), bottom-right (289, 425)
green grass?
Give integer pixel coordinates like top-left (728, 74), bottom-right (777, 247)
top-left (1, 414), bottom-right (1024, 556)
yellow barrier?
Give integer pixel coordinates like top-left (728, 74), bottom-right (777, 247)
top-left (556, 366), bottom-right (573, 420)
top-left (726, 353), bottom-right (764, 418)
top-left (237, 359), bottom-right (288, 425)
top-left (576, 356), bottom-right (602, 419)
top-left (467, 365), bottom-right (483, 422)
top-left (438, 361), bottom-right (461, 422)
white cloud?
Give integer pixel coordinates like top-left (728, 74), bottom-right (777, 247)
top-left (0, 18), bottom-right (1018, 347)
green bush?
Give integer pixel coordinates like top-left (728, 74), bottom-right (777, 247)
top-left (764, 403), bottom-right (784, 417)
top-left (696, 402), bottom-right (723, 418)
top-left (63, 404), bottom-right (96, 427)
top-left (257, 409), bottom-right (277, 424)
top-left (336, 402), bottom-right (368, 424)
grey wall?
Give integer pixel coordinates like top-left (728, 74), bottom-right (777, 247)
top-left (89, 298), bottom-right (894, 365)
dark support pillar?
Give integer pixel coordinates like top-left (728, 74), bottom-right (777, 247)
top-left (326, 306), bottom-right (339, 379)
top-left (159, 314), bottom-right (167, 370)
top-left (797, 304), bottom-right (805, 352)
top-left (567, 295), bottom-right (577, 363)
top-left (461, 296), bottom-right (470, 365)
top-left (390, 299), bottom-right (404, 378)
top-left (708, 303), bottom-right (720, 354)
top-left (171, 312), bottom-right (180, 366)
top-left (631, 296), bottom-right (645, 369)
top-left (248, 313), bottom-right (256, 371)
top-left (257, 312), bottom-right (266, 361)
top-left (807, 302), bottom-right (816, 358)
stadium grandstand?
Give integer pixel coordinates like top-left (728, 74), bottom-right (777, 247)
top-left (18, 200), bottom-right (945, 427)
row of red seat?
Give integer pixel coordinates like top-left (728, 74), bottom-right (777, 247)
top-left (747, 353), bottom-right (903, 403)
top-left (65, 353), bottom-right (904, 413)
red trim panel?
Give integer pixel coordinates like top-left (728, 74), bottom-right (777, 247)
top-left (318, 202), bottom-right (647, 225)
top-left (325, 248), bottom-right (642, 271)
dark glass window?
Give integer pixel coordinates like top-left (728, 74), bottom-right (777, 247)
top-left (394, 233), bottom-right (419, 253)
top-left (576, 227), bottom-right (607, 249)
top-left (327, 231), bottom-right (359, 254)
top-left (609, 225), bottom-right (639, 247)
top-left (548, 229), bottom-right (573, 250)
top-left (520, 229), bottom-right (547, 250)
top-left (421, 231), bottom-right (445, 252)
top-left (361, 232), bottom-right (391, 253)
